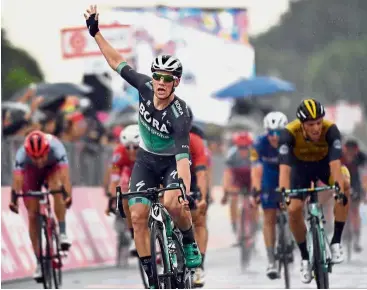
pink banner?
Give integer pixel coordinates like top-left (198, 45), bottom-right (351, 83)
top-left (1, 187), bottom-right (116, 281)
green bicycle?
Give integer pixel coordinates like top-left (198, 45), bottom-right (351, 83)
top-left (116, 181), bottom-right (192, 289)
top-left (281, 183), bottom-right (347, 289)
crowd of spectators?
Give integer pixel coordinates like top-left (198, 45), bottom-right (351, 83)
top-left (2, 86), bottom-right (126, 147)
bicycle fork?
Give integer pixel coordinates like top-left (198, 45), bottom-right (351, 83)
top-left (306, 205), bottom-right (332, 273)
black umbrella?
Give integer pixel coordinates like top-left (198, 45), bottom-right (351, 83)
top-left (11, 83), bottom-right (93, 101)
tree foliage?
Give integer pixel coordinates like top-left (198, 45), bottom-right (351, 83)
top-left (1, 29), bottom-right (44, 101)
top-left (305, 39), bottom-right (367, 106)
top-left (251, 0), bottom-right (367, 107)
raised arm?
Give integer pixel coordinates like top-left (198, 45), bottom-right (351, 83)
top-left (84, 5), bottom-right (125, 70)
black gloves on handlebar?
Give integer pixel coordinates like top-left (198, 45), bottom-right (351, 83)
top-left (9, 189), bottom-right (19, 214)
top-left (334, 192), bottom-right (348, 206)
top-left (86, 14), bottom-right (99, 37)
top-left (251, 188), bottom-right (261, 204)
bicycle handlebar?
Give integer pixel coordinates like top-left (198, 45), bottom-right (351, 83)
top-left (278, 182), bottom-right (348, 206)
top-left (12, 189), bottom-right (67, 204)
top-left (116, 178), bottom-right (187, 204)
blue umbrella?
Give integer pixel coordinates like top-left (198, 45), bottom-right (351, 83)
top-left (214, 76), bottom-right (295, 99)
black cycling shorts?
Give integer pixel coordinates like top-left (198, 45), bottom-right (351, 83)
top-left (130, 149), bottom-right (179, 191)
top-left (290, 159), bottom-right (350, 199)
top-left (129, 149), bottom-right (195, 208)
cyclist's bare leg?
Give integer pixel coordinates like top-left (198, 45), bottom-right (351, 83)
top-left (318, 189), bottom-right (334, 234)
top-left (263, 209), bottom-right (277, 263)
top-left (123, 199), bottom-right (133, 230)
top-left (350, 201), bottom-right (361, 248)
top-left (130, 203), bottom-right (150, 256)
top-left (192, 209), bottom-right (208, 258)
top-left (48, 172), bottom-right (66, 225)
top-left (164, 189), bottom-right (192, 230)
top-left (230, 192), bottom-right (239, 233)
top-left (24, 199), bottom-right (40, 257)
top-left (332, 176), bottom-right (350, 235)
top-left (287, 199), bottom-right (308, 259)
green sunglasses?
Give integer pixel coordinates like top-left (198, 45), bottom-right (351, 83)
top-left (152, 72), bottom-right (176, 83)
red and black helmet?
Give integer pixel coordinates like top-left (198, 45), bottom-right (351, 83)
top-left (232, 131), bottom-right (253, 147)
top-left (24, 130), bottom-right (50, 158)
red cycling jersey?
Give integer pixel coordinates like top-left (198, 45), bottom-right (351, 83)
top-left (110, 145), bottom-right (135, 189)
top-left (189, 132), bottom-right (208, 171)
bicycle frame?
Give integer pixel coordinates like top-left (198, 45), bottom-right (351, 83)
top-left (281, 184), bottom-right (346, 288)
top-left (13, 190), bottom-right (66, 288)
top-left (117, 181), bottom-right (190, 287)
top-left (149, 203), bottom-right (175, 272)
top-left (305, 192), bottom-right (332, 273)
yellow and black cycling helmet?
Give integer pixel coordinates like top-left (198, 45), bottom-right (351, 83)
top-left (296, 98), bottom-right (325, 122)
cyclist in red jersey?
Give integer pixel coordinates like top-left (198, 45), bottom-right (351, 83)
top-left (189, 129), bottom-right (209, 287)
top-left (222, 132), bottom-right (254, 234)
top-left (8, 130), bottom-right (72, 280)
top-left (106, 124), bottom-right (140, 253)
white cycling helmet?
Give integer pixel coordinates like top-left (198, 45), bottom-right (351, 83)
top-left (151, 55), bottom-right (183, 78)
top-left (119, 124), bottom-right (140, 146)
top-left (263, 111), bottom-right (288, 130)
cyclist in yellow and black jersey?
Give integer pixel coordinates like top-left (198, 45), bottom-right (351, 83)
top-left (278, 98), bottom-right (351, 284)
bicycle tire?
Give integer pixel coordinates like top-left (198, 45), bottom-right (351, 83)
top-left (278, 220), bottom-right (290, 289)
top-left (138, 259), bottom-right (150, 289)
top-left (239, 206), bottom-right (251, 270)
top-left (343, 221), bottom-right (352, 262)
top-left (311, 218), bottom-right (329, 289)
top-left (172, 231), bottom-right (192, 289)
top-left (51, 225), bottom-right (62, 288)
top-left (38, 215), bottom-right (53, 289)
top-left (150, 221), bottom-right (172, 289)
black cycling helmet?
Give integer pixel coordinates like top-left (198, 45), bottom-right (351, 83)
top-left (296, 98), bottom-right (325, 122)
top-left (151, 55), bottom-right (183, 78)
top-left (344, 138), bottom-right (359, 149)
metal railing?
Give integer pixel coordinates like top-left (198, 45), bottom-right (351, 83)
top-left (1, 136), bottom-right (227, 187)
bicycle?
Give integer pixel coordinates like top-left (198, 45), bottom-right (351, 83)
top-left (281, 183), bottom-right (347, 289)
top-left (116, 181), bottom-right (193, 289)
top-left (12, 189), bottom-right (67, 289)
top-left (252, 191), bottom-right (294, 288)
top-left (343, 190), bottom-right (362, 262)
top-left (274, 202), bottom-right (294, 289)
top-left (238, 189), bottom-right (258, 270)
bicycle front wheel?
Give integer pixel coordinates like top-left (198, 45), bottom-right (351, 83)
top-left (172, 231), bottom-right (192, 289)
top-left (38, 216), bottom-right (53, 289)
top-left (51, 226), bottom-right (62, 288)
top-left (312, 219), bottom-right (329, 289)
top-left (278, 220), bottom-right (290, 289)
top-left (150, 221), bottom-right (172, 289)
top-left (239, 204), bottom-right (253, 270)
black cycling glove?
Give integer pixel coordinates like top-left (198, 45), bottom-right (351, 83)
top-left (86, 13), bottom-right (99, 37)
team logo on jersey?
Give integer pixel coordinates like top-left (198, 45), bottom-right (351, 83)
top-left (162, 111), bottom-right (167, 120)
top-left (174, 100), bottom-right (184, 116)
top-left (333, 139), bottom-right (342, 150)
top-left (279, 144), bottom-right (289, 155)
top-left (136, 180), bottom-right (146, 191)
top-left (139, 103), bottom-right (169, 134)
